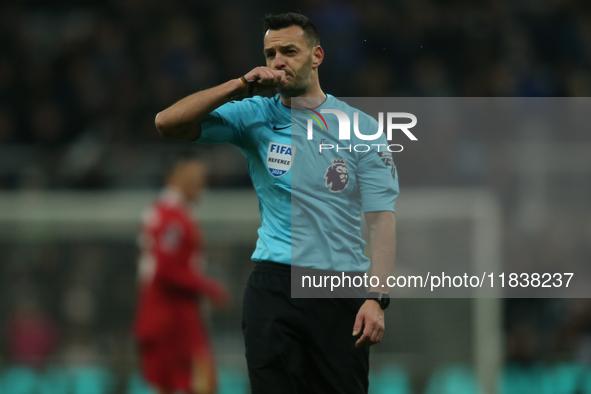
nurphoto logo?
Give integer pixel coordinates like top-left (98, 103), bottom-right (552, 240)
top-left (304, 109), bottom-right (418, 153)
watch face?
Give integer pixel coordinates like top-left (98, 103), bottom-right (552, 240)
top-left (367, 292), bottom-right (390, 309)
top-left (380, 293), bottom-right (390, 309)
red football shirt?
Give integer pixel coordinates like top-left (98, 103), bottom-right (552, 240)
top-left (133, 188), bottom-right (224, 344)
top-left (133, 188), bottom-right (225, 391)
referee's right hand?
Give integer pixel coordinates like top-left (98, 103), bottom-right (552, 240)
top-left (243, 67), bottom-right (287, 94)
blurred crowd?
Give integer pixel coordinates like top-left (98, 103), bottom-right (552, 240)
top-left (0, 242), bottom-right (136, 367)
top-left (0, 240), bottom-right (253, 392)
top-left (1, 0), bottom-right (591, 188)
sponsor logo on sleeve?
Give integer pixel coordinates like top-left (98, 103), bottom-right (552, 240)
top-left (378, 151), bottom-right (397, 178)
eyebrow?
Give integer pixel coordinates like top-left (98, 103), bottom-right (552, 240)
top-left (264, 44), bottom-right (300, 53)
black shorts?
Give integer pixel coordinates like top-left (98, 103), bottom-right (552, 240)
top-left (242, 261), bottom-right (369, 394)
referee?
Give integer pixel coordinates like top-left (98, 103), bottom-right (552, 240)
top-left (155, 13), bottom-right (398, 394)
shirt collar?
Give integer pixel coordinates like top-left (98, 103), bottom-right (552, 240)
top-left (160, 186), bottom-right (186, 207)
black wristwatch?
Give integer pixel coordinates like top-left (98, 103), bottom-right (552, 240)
top-left (366, 292), bottom-right (390, 310)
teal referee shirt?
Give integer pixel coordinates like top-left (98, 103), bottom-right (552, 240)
top-left (195, 94), bottom-right (399, 272)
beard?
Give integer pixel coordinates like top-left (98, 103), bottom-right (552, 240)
top-left (277, 56), bottom-right (314, 98)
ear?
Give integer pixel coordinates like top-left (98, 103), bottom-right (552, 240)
top-left (312, 45), bottom-right (324, 68)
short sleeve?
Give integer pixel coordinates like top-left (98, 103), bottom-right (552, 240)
top-left (357, 118), bottom-right (400, 213)
top-left (194, 98), bottom-right (261, 147)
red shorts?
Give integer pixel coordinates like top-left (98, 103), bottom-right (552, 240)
top-left (139, 336), bottom-right (215, 393)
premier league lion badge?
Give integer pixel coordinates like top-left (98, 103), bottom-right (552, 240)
top-left (324, 158), bottom-right (349, 193)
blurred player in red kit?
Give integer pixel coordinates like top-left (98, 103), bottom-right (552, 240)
top-left (133, 155), bottom-right (229, 394)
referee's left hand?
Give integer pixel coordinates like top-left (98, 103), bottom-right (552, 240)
top-left (353, 300), bottom-right (385, 347)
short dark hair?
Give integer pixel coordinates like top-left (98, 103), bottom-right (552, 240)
top-left (263, 13), bottom-right (320, 47)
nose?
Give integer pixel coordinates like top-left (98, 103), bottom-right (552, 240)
top-left (273, 54), bottom-right (287, 70)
